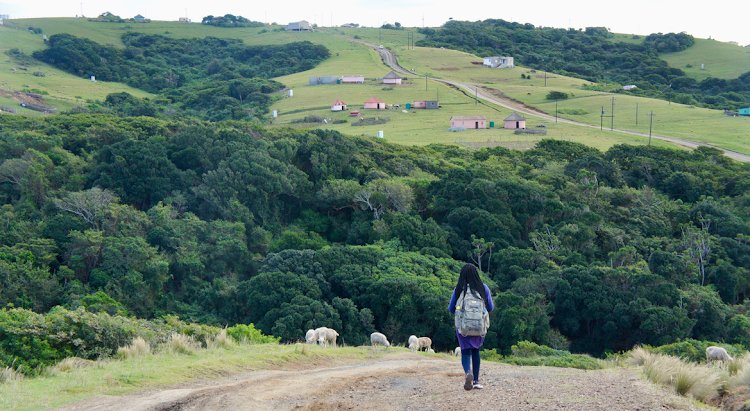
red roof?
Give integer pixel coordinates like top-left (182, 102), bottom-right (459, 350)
top-left (333, 100), bottom-right (346, 105)
top-left (365, 97), bottom-right (385, 104)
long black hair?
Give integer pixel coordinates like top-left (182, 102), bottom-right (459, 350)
top-left (455, 263), bottom-right (489, 307)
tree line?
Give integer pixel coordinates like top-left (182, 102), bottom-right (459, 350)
top-left (32, 33), bottom-right (330, 120)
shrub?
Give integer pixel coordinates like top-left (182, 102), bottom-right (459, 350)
top-left (546, 91), bottom-right (568, 100)
top-left (511, 341), bottom-right (568, 357)
top-left (207, 329), bottom-right (236, 349)
top-left (226, 324), bottom-right (280, 345)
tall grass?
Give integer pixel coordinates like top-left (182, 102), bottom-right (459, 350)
top-left (0, 367), bottom-right (24, 383)
top-left (632, 347), bottom-right (725, 402)
top-left (116, 336), bottom-right (151, 359)
top-left (163, 333), bottom-right (200, 355)
top-left (206, 329), bottom-right (236, 350)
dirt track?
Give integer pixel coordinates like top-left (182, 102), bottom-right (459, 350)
top-left (53, 352), bottom-right (710, 411)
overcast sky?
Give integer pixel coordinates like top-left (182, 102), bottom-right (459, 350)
top-left (2, 0), bottom-right (749, 46)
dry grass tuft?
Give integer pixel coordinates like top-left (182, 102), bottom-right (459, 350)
top-left (207, 329), bottom-right (236, 350)
top-left (117, 336), bottom-right (151, 359)
top-left (0, 366), bottom-right (24, 383)
top-left (627, 346), bottom-right (651, 367)
top-left (637, 349), bottom-right (723, 402)
top-left (163, 333), bottom-right (199, 355)
top-left (52, 357), bottom-right (97, 372)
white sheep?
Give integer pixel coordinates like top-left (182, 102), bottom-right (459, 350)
top-left (370, 332), bottom-right (390, 350)
top-left (305, 329), bottom-right (316, 344)
top-left (427, 348), bottom-right (435, 353)
top-left (417, 337), bottom-right (432, 352)
top-left (317, 328), bottom-right (339, 348)
top-left (706, 346), bottom-right (733, 363)
top-left (408, 335), bottom-right (418, 348)
top-left (310, 327), bottom-right (329, 345)
top-left (408, 342), bottom-right (418, 352)
top-left (453, 346), bottom-right (461, 357)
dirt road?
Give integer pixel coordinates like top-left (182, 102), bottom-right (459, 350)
top-left (333, 31), bottom-right (750, 163)
top-left (54, 352), bottom-right (709, 411)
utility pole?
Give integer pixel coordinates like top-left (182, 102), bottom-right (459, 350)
top-left (648, 111), bottom-right (655, 146)
top-left (475, 86), bottom-right (478, 105)
top-left (636, 103), bottom-right (638, 126)
top-left (425, 74), bottom-right (427, 91)
top-left (555, 99), bottom-right (558, 123)
top-left (610, 96), bottom-right (615, 131)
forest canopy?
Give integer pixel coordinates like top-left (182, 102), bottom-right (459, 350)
top-left (3, 112), bottom-right (750, 368)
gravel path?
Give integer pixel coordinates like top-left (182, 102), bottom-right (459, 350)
top-left (53, 353), bottom-right (711, 411)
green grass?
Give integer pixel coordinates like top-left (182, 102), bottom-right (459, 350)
top-left (660, 39), bottom-right (750, 81)
top-left (0, 343), bottom-right (377, 411)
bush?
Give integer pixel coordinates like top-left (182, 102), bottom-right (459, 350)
top-left (226, 324), bottom-right (280, 344)
top-left (546, 91), bottom-right (568, 100)
top-left (648, 339), bottom-right (744, 363)
top-left (511, 341), bottom-right (568, 357)
top-left (164, 333), bottom-right (199, 355)
top-left (117, 336), bottom-right (151, 358)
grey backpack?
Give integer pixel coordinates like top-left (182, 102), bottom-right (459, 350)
top-left (455, 288), bottom-right (490, 336)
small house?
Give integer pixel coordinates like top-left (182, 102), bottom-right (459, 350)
top-left (383, 71), bottom-right (402, 85)
top-left (342, 75), bottom-right (365, 84)
top-left (309, 76), bottom-right (338, 85)
top-left (412, 101), bottom-right (439, 109)
top-left (504, 112), bottom-right (526, 129)
top-left (364, 97), bottom-right (386, 109)
top-left (133, 14), bottom-right (145, 21)
top-left (286, 21), bottom-right (311, 31)
top-left (340, 23), bottom-right (359, 28)
top-left (179, 17), bottom-right (191, 23)
top-left (623, 85), bottom-right (637, 90)
top-left (483, 56), bottom-right (515, 68)
top-left (739, 108), bottom-right (750, 116)
top-left (450, 115), bottom-right (487, 129)
top-left (332, 100), bottom-right (347, 111)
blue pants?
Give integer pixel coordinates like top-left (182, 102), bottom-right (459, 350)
top-left (461, 348), bottom-right (481, 382)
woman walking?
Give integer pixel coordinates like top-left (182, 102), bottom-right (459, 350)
top-left (448, 263), bottom-right (494, 390)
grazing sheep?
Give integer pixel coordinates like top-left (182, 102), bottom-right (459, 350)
top-left (427, 348), bottom-right (435, 353)
top-left (408, 342), bottom-right (418, 352)
top-left (370, 332), bottom-right (390, 350)
top-left (417, 337), bottom-right (432, 352)
top-left (408, 335), bottom-right (418, 348)
top-left (305, 329), bottom-right (316, 344)
top-left (317, 328), bottom-right (339, 348)
top-left (453, 347), bottom-right (461, 357)
top-left (706, 346), bottom-right (733, 363)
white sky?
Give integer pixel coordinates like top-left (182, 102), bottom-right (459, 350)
top-left (2, 0), bottom-right (749, 46)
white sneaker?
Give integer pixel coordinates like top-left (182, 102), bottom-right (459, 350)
top-left (472, 383), bottom-right (483, 389)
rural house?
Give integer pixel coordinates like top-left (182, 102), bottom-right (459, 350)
top-left (133, 14), bottom-right (145, 21)
top-left (383, 71), bottom-right (402, 85)
top-left (342, 75), bottom-right (365, 84)
top-left (286, 21), bottom-right (312, 31)
top-left (504, 112), bottom-right (526, 129)
top-left (364, 98), bottom-right (386, 109)
top-left (450, 115), bottom-right (487, 129)
top-left (412, 101), bottom-right (439, 109)
top-left (309, 76), bottom-right (338, 85)
top-left (332, 100), bottom-right (347, 111)
top-left (483, 56), bottom-right (515, 68)
top-left (740, 108), bottom-right (750, 116)
top-left (178, 17), bottom-right (191, 23)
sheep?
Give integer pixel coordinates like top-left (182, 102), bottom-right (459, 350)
top-left (453, 347), bottom-right (461, 357)
top-left (417, 337), bottom-right (432, 352)
top-left (305, 329), bottom-right (316, 344)
top-left (317, 328), bottom-right (339, 348)
top-left (309, 327), bottom-right (329, 345)
top-left (427, 348), bottom-right (435, 353)
top-left (706, 346), bottom-right (733, 363)
top-left (408, 335), bottom-right (418, 352)
top-left (370, 332), bottom-right (390, 350)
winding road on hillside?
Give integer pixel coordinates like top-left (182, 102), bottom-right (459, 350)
top-left (332, 31), bottom-right (750, 163)
top-left (53, 352), bottom-right (709, 411)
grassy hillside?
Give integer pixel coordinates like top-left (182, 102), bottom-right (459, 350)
top-left (1, 18), bottom-right (749, 154)
top-left (660, 39), bottom-right (750, 81)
